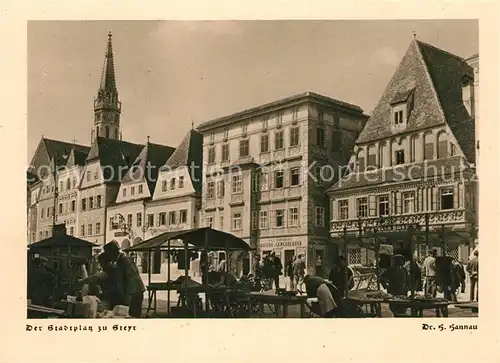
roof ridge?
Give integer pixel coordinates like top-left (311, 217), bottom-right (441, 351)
top-left (42, 137), bottom-right (90, 149)
top-left (415, 39), bottom-right (466, 63)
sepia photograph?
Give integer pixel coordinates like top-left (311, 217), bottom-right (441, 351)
top-left (26, 20), bottom-right (480, 320)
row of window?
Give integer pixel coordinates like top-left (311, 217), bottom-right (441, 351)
top-left (81, 195), bottom-right (102, 211)
top-left (122, 184), bottom-right (144, 198)
top-left (80, 222), bottom-right (102, 237)
top-left (110, 210), bottom-right (189, 230)
top-left (336, 187), bottom-right (455, 220)
top-left (358, 141), bottom-right (457, 171)
top-left (206, 168), bottom-right (304, 198)
top-left (160, 176), bottom-right (185, 192)
top-left (207, 126), bottom-right (342, 164)
top-left (205, 206), bottom-right (325, 230)
top-left (38, 225), bottom-right (75, 240)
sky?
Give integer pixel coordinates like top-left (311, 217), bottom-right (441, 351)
top-left (27, 20), bottom-right (478, 161)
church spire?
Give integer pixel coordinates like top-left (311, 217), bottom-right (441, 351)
top-left (92, 31), bottom-right (121, 143)
top-left (99, 31), bottom-right (117, 92)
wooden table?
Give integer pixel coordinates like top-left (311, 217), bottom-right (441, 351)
top-left (455, 302), bottom-right (478, 313)
top-left (247, 291), bottom-right (308, 318)
top-left (388, 298), bottom-right (450, 317)
top-left (345, 295), bottom-right (384, 317)
top-left (146, 282), bottom-right (178, 314)
top-left (28, 304), bottom-right (67, 318)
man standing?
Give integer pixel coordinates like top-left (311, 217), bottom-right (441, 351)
top-left (103, 241), bottom-right (145, 318)
top-left (271, 252), bottom-right (283, 290)
top-left (467, 250), bottom-right (479, 302)
top-left (293, 254), bottom-right (306, 292)
top-left (328, 256), bottom-right (353, 298)
top-left (422, 249), bottom-right (437, 297)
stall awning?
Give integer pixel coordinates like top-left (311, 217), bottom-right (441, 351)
top-left (28, 235), bottom-right (99, 249)
top-left (125, 227), bottom-right (254, 252)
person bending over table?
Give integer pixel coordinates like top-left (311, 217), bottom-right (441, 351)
top-left (380, 254), bottom-right (409, 317)
top-left (303, 275), bottom-right (342, 318)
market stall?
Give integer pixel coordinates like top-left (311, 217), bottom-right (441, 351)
top-left (125, 227), bottom-right (254, 317)
top-left (338, 216), bottom-right (461, 318)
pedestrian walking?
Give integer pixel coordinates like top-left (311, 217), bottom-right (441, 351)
top-left (422, 249), bottom-right (437, 297)
top-left (467, 250), bottom-right (479, 302)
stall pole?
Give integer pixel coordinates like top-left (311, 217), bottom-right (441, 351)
top-left (148, 251), bottom-right (152, 287)
top-left (374, 236), bottom-right (380, 291)
top-left (408, 226), bottom-right (415, 302)
top-left (342, 225), bottom-right (348, 258)
top-left (167, 239), bottom-right (171, 315)
top-left (184, 240), bottom-right (189, 278)
top-left (441, 224), bottom-right (446, 257)
top-left (204, 232), bottom-right (209, 313)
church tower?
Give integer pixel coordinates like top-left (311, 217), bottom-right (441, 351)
top-left (92, 31), bottom-right (121, 142)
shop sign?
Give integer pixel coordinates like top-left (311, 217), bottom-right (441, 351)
top-left (364, 223), bottom-right (420, 234)
top-left (259, 237), bottom-right (304, 249)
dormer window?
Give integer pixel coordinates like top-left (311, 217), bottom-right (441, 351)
top-left (390, 88), bottom-right (414, 127)
top-left (394, 110), bottom-right (404, 125)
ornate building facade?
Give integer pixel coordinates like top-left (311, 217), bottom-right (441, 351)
top-left (197, 93), bottom-right (368, 275)
top-left (328, 40), bottom-right (478, 264)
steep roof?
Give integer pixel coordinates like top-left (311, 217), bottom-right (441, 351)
top-left (43, 138), bottom-right (90, 165)
top-left (86, 137), bottom-right (144, 183)
top-left (356, 40), bottom-right (475, 162)
top-left (121, 141), bottom-right (175, 193)
top-left (164, 129), bottom-right (203, 193)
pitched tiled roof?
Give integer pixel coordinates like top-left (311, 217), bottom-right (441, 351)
top-left (86, 137), bottom-right (144, 183)
top-left (121, 142), bottom-right (175, 193)
top-left (164, 129), bottom-right (203, 193)
top-left (356, 40), bottom-right (475, 162)
top-left (329, 156), bottom-right (469, 192)
top-left (197, 92), bottom-right (366, 131)
top-left (43, 138), bottom-right (90, 165)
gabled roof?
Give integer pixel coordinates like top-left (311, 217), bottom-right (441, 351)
top-left (121, 141), bottom-right (175, 193)
top-left (29, 234), bottom-right (98, 249)
top-left (164, 129), bottom-right (203, 193)
top-left (43, 138), bottom-right (90, 165)
top-left (356, 40), bottom-right (475, 162)
top-left (86, 137), bottom-right (144, 183)
top-left (65, 147), bottom-right (90, 168)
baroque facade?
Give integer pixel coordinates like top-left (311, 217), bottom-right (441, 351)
top-left (327, 39), bottom-right (479, 265)
top-left (197, 93), bottom-right (368, 275)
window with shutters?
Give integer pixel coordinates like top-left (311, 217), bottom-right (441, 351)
top-left (95, 223), bottom-right (101, 235)
top-left (206, 216), bottom-right (213, 228)
top-left (180, 209), bottom-right (188, 224)
top-left (207, 181), bottom-right (215, 199)
top-left (275, 209), bottom-right (285, 228)
top-left (378, 195), bottom-right (390, 216)
top-left (232, 175), bottom-right (242, 193)
top-left (437, 140), bottom-right (448, 159)
top-left (259, 210), bottom-right (269, 229)
top-left (260, 172), bottom-right (269, 191)
top-left (450, 143), bottom-right (456, 156)
top-left (403, 191), bottom-right (415, 214)
top-left (147, 214), bottom-right (154, 227)
top-left (168, 211), bottom-right (175, 225)
top-left (208, 146), bottom-right (216, 164)
top-left (338, 200), bottom-right (349, 220)
top-left (290, 126), bottom-right (300, 147)
top-left (290, 167), bottom-right (300, 186)
top-left (424, 143), bottom-right (434, 160)
top-left (157, 212), bottom-right (165, 226)
top-left (88, 224), bottom-right (93, 236)
top-left (232, 213), bottom-right (242, 230)
top-left (260, 134), bottom-right (269, 153)
top-left (316, 127), bottom-right (325, 147)
top-left (332, 130), bottom-right (342, 152)
top-left (395, 150), bottom-right (405, 165)
top-left (239, 138), bottom-right (249, 158)
top-left (356, 197), bottom-right (368, 218)
top-left (137, 212), bottom-right (142, 227)
top-left (275, 130), bottom-right (284, 149)
top-left (217, 180), bottom-right (225, 198)
top-left (315, 206), bottom-right (325, 227)
top-left (289, 207), bottom-right (299, 227)
top-left (440, 187), bottom-right (454, 210)
top-left (127, 213), bottom-right (133, 227)
top-left (221, 143), bottom-right (229, 162)
top-left (252, 211), bottom-right (258, 230)
top-left (275, 170), bottom-right (284, 189)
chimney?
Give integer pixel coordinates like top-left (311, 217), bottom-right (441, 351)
top-left (53, 223), bottom-right (67, 237)
top-left (462, 75), bottom-right (475, 118)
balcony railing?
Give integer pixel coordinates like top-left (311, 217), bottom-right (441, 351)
top-left (330, 209), bottom-right (467, 234)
